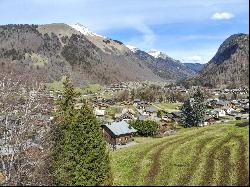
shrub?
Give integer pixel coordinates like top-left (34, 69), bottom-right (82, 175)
top-left (129, 120), bottom-right (160, 137)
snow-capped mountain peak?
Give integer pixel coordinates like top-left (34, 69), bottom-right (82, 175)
top-left (69, 23), bottom-right (105, 38)
top-left (126, 45), bottom-right (139, 53)
top-left (148, 49), bottom-right (168, 59)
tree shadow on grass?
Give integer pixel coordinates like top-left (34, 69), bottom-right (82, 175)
top-left (235, 122), bottom-right (249, 127)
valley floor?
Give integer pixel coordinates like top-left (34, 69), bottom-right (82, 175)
top-left (111, 120), bottom-right (249, 186)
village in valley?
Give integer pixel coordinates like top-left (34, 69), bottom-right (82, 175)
top-left (0, 0), bottom-right (248, 185)
top-left (0, 75), bottom-right (249, 185)
top-left (1, 75), bottom-right (249, 184)
top-left (48, 81), bottom-right (249, 149)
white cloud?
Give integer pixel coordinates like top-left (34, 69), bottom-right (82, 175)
top-left (211, 12), bottom-right (235, 20)
top-left (126, 23), bottom-right (156, 49)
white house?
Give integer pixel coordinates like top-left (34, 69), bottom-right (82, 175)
top-left (226, 107), bottom-right (236, 115)
top-left (94, 108), bottom-right (105, 116)
top-left (211, 109), bottom-right (226, 118)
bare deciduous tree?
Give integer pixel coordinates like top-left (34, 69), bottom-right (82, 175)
top-left (0, 71), bottom-right (53, 185)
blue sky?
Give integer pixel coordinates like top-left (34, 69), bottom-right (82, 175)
top-left (0, 0), bottom-right (249, 63)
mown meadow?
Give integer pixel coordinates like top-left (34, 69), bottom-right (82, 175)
top-left (111, 120), bottom-right (249, 186)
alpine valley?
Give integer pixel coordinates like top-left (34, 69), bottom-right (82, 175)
top-left (0, 23), bottom-right (249, 87)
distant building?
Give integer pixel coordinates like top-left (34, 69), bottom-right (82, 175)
top-left (94, 108), bottom-right (105, 116)
top-left (211, 109), bottom-right (226, 118)
top-left (145, 106), bottom-right (158, 117)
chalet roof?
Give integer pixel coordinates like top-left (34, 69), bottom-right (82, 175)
top-left (243, 104), bottom-right (249, 109)
top-left (145, 106), bottom-right (158, 113)
top-left (134, 99), bottom-right (141, 102)
top-left (115, 112), bottom-right (135, 120)
top-left (171, 111), bottom-right (182, 118)
top-left (102, 121), bottom-right (137, 136)
top-left (165, 113), bottom-right (174, 118)
top-left (239, 99), bottom-right (249, 104)
top-left (216, 100), bottom-right (230, 106)
top-left (211, 108), bottom-right (224, 113)
top-left (205, 115), bottom-right (214, 121)
top-left (138, 115), bottom-right (149, 120)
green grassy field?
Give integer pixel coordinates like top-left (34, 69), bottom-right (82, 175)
top-left (154, 102), bottom-right (183, 112)
top-left (111, 120), bottom-right (249, 186)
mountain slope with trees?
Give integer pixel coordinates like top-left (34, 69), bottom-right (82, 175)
top-left (194, 33), bottom-right (249, 87)
top-left (0, 24), bottom-right (161, 86)
top-left (129, 48), bottom-right (195, 81)
top-left (184, 63), bottom-right (204, 72)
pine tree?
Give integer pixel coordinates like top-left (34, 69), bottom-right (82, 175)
top-left (52, 77), bottom-right (113, 185)
top-left (52, 76), bottom-right (79, 184)
top-left (181, 99), bottom-right (196, 128)
top-left (193, 88), bottom-right (206, 126)
top-left (130, 88), bottom-right (136, 101)
top-left (63, 103), bottom-right (113, 185)
top-left (55, 76), bottom-right (79, 128)
top-left (181, 88), bottom-right (206, 127)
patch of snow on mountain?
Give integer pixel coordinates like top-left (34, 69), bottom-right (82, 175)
top-left (126, 45), bottom-right (139, 53)
top-left (69, 23), bottom-right (105, 38)
top-left (148, 49), bottom-right (168, 59)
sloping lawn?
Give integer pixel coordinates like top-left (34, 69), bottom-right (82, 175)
top-left (111, 120), bottom-right (249, 186)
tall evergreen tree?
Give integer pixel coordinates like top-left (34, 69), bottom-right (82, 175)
top-left (193, 88), bottom-right (206, 126)
top-left (55, 76), bottom-right (79, 127)
top-left (64, 104), bottom-right (113, 185)
top-left (53, 77), bottom-right (113, 185)
top-left (181, 99), bottom-right (196, 128)
top-left (52, 76), bottom-right (79, 184)
top-left (181, 88), bottom-right (206, 127)
top-left (130, 88), bottom-right (136, 101)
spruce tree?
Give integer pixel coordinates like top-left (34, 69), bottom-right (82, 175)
top-left (53, 77), bottom-right (113, 185)
top-left (53, 76), bottom-right (79, 185)
top-left (63, 103), bottom-right (113, 186)
top-left (193, 88), bottom-right (206, 126)
top-left (181, 99), bottom-right (196, 128)
top-left (181, 88), bottom-right (206, 127)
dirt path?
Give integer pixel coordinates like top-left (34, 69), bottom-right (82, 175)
top-left (144, 129), bottom-right (211, 185)
top-left (131, 136), bottom-right (185, 184)
top-left (177, 137), bottom-right (215, 185)
top-left (200, 135), bottom-right (244, 186)
top-left (236, 136), bottom-right (248, 186)
top-left (200, 136), bottom-right (233, 185)
top-left (132, 128), bottom-right (211, 185)
top-left (131, 138), bottom-right (175, 184)
top-left (218, 145), bottom-right (231, 185)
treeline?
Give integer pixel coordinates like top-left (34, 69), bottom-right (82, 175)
top-left (115, 84), bottom-right (189, 103)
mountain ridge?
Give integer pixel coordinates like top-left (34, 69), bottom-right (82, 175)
top-left (0, 23), bottom-right (197, 86)
top-left (193, 33), bottom-right (249, 87)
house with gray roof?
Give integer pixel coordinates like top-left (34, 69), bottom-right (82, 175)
top-left (145, 106), bottom-right (158, 113)
top-left (101, 121), bottom-right (137, 146)
top-left (215, 100), bottom-right (230, 108)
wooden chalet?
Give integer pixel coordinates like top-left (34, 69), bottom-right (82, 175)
top-left (101, 121), bottom-right (137, 146)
